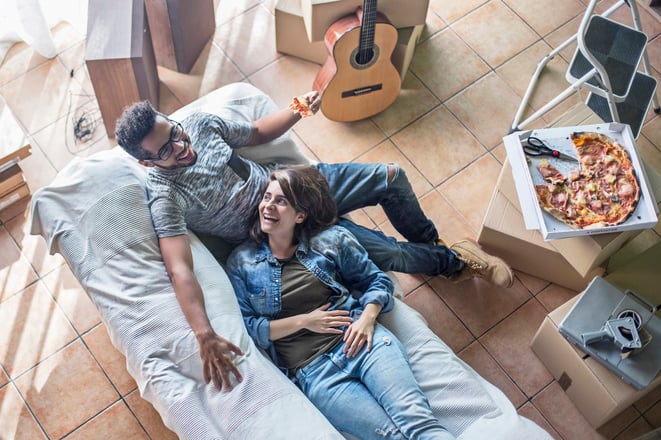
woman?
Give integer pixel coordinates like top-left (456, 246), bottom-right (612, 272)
top-left (226, 165), bottom-right (454, 439)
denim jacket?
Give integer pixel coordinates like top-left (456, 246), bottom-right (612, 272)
top-left (226, 225), bottom-right (394, 369)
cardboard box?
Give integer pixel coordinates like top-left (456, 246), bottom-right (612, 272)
top-left (558, 276), bottom-right (661, 390)
top-left (276, 0), bottom-right (328, 65)
top-left (497, 160), bottom-right (639, 277)
top-left (391, 25), bottom-right (423, 81)
top-left (275, 0), bottom-right (423, 80)
top-left (478, 182), bottom-right (604, 292)
top-left (531, 295), bottom-right (661, 427)
top-left (86, 0), bottom-right (159, 135)
top-left (605, 241), bottom-right (661, 307)
top-left (301, 0), bottom-right (429, 42)
top-left (477, 160), bottom-right (646, 290)
top-left (503, 123), bottom-right (658, 240)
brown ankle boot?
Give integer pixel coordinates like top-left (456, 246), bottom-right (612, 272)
top-left (448, 240), bottom-right (514, 288)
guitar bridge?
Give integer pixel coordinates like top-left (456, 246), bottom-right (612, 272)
top-left (341, 84), bottom-right (383, 98)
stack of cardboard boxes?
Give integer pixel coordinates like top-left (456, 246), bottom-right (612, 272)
top-left (483, 160), bottom-right (661, 427)
top-left (275, 0), bottom-right (428, 81)
top-left (0, 98), bottom-right (31, 213)
top-left (531, 287), bottom-right (661, 428)
top-left (481, 119), bottom-right (661, 428)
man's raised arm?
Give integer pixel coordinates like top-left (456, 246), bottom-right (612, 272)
top-left (248, 91), bottom-right (321, 145)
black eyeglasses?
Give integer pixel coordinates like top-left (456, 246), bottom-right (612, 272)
top-left (149, 120), bottom-right (184, 161)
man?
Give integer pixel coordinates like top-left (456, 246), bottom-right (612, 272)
top-left (114, 90), bottom-right (513, 391)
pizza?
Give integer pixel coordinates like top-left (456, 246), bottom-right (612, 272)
top-left (533, 131), bottom-right (640, 229)
top-left (288, 96), bottom-right (314, 118)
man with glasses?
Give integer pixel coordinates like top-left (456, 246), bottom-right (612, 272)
top-left (114, 90), bottom-right (513, 391)
top-left (142, 121), bottom-right (188, 167)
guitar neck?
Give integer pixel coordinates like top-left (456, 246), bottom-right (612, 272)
top-left (312, 0), bottom-right (401, 122)
top-left (357, 0), bottom-right (377, 64)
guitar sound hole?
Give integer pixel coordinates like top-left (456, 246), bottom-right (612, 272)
top-left (350, 46), bottom-right (380, 70)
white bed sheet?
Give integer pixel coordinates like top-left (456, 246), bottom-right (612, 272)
top-left (30, 83), bottom-right (551, 439)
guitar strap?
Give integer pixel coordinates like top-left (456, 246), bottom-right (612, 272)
top-left (227, 149), bottom-right (251, 181)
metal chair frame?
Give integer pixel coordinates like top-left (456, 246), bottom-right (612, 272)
top-left (510, 0), bottom-right (659, 134)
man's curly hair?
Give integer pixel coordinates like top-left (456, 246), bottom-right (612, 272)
top-left (114, 100), bottom-right (160, 160)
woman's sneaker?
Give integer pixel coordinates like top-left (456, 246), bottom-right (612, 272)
top-left (448, 240), bottom-right (514, 288)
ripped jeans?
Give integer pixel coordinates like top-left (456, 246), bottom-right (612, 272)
top-left (316, 162), bottom-right (463, 277)
top-left (295, 325), bottom-right (454, 440)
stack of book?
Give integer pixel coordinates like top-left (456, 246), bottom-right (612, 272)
top-left (0, 98), bottom-right (32, 212)
top-left (0, 145), bottom-right (31, 212)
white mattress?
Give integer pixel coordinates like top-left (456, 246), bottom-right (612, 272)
top-left (30, 83), bottom-right (551, 439)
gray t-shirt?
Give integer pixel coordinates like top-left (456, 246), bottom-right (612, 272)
top-left (145, 112), bottom-right (273, 244)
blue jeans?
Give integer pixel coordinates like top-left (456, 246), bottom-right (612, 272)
top-left (295, 325), bottom-right (454, 440)
top-left (316, 162), bottom-right (463, 277)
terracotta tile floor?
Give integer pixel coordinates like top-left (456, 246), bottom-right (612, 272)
top-left (1, 0), bottom-right (660, 439)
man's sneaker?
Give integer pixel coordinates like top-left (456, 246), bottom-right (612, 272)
top-left (448, 240), bottom-right (514, 288)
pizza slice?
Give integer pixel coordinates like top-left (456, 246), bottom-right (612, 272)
top-left (536, 159), bottom-right (567, 184)
top-left (535, 183), bottom-right (581, 227)
top-left (289, 96), bottom-right (314, 118)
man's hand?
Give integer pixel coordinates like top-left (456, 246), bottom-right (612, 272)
top-left (252, 90), bottom-right (322, 144)
top-left (300, 91), bottom-right (321, 115)
top-left (289, 91), bottom-right (321, 118)
top-left (303, 303), bottom-right (353, 334)
top-left (197, 330), bottom-right (244, 391)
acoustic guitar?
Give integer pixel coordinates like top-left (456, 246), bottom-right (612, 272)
top-left (313, 0), bottom-right (401, 122)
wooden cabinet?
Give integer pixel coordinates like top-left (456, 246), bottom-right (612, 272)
top-left (0, 98), bottom-right (31, 212)
top-left (85, 0), bottom-right (160, 137)
top-left (145, 0), bottom-right (216, 72)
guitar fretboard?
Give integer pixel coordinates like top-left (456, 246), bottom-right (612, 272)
top-left (357, 0), bottom-right (377, 65)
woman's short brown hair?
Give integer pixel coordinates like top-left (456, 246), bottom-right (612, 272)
top-left (249, 165), bottom-right (338, 243)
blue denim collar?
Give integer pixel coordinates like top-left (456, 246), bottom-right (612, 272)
top-left (253, 234), bottom-right (312, 264)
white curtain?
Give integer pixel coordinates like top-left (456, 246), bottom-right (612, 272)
top-left (0, 0), bottom-right (88, 63)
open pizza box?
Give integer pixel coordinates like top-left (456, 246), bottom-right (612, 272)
top-left (503, 123), bottom-right (659, 241)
